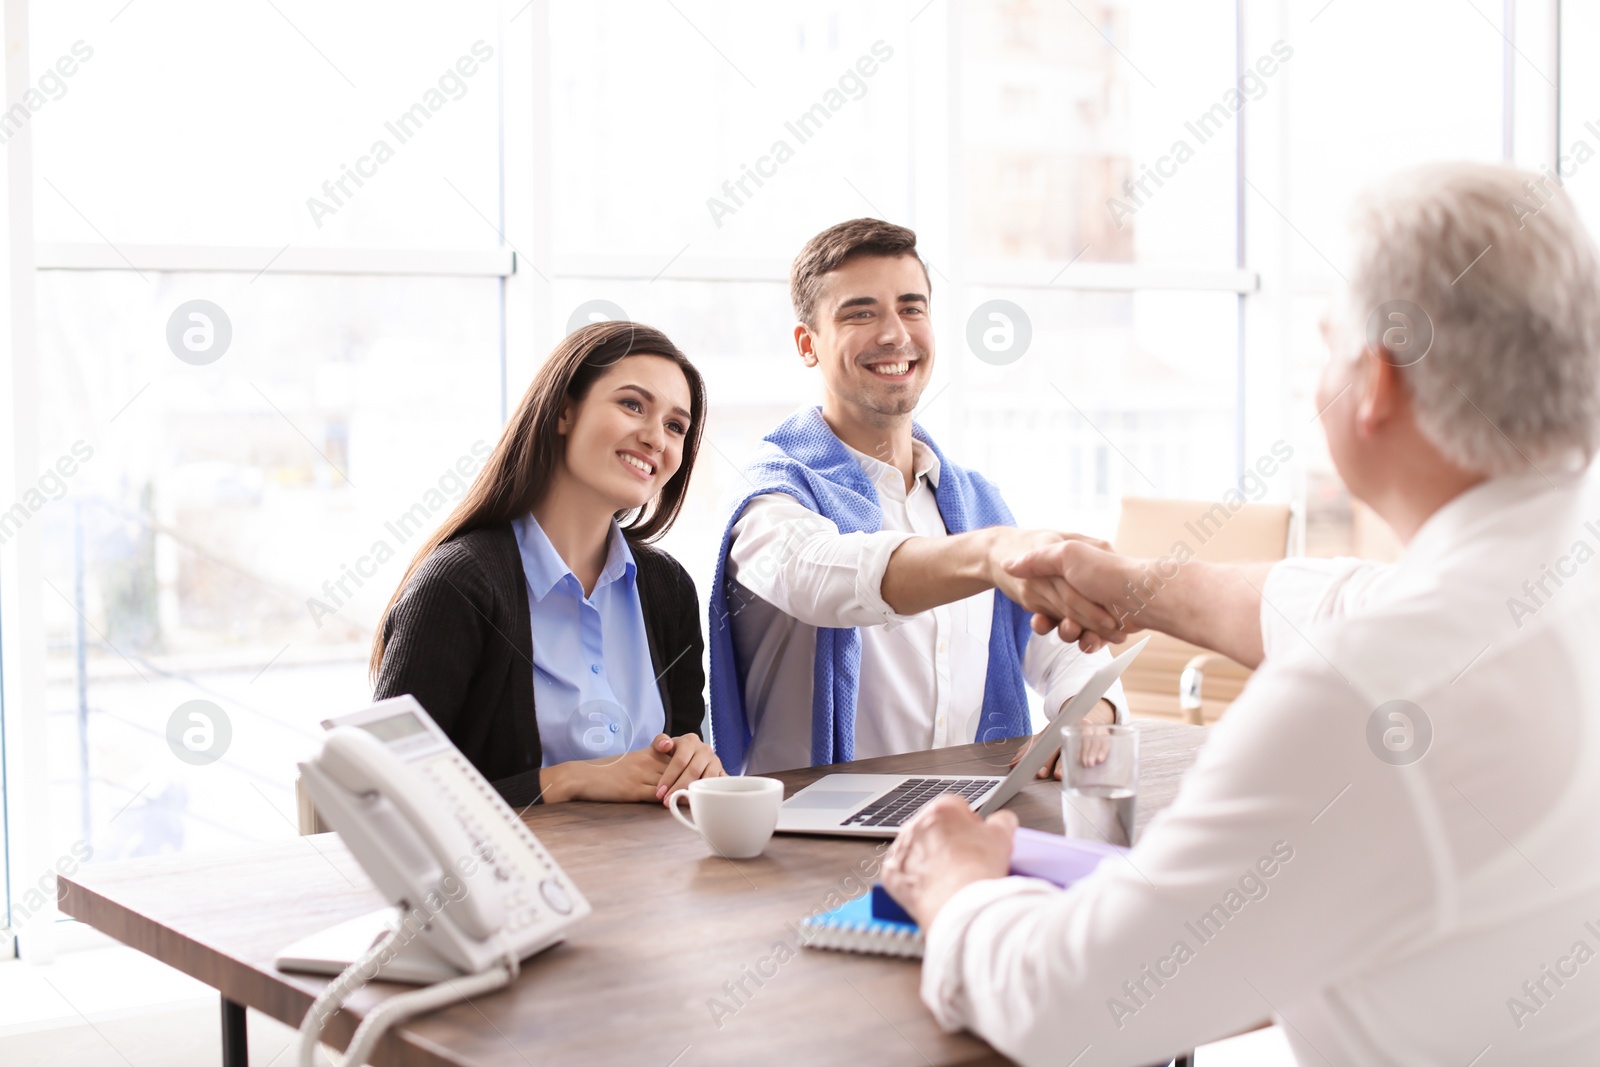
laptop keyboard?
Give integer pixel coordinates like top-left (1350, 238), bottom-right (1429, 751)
top-left (842, 777), bottom-right (995, 828)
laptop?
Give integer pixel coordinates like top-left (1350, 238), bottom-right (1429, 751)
top-left (775, 636), bottom-right (1150, 838)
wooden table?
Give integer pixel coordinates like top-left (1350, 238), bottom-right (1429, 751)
top-left (59, 721), bottom-right (1207, 1067)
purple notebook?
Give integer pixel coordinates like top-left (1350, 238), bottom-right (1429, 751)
top-left (871, 829), bottom-right (1129, 923)
top-left (1008, 827), bottom-right (1129, 886)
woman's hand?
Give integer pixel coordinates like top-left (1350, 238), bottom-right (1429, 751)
top-left (651, 732), bottom-right (725, 801)
top-left (541, 737), bottom-right (670, 804)
top-left (539, 733), bottom-right (724, 804)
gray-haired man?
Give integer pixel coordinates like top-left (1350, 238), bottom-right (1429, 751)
top-left (884, 163), bottom-right (1600, 1065)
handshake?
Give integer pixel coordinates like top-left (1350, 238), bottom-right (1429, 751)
top-left (982, 527), bottom-right (1268, 671)
top-left (983, 529), bottom-right (1165, 655)
top-left (886, 522), bottom-right (1263, 669)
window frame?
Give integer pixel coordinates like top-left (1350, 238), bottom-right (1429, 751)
top-left (0, 0), bottom-right (1566, 957)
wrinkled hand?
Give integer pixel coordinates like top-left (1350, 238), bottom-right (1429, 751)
top-left (1002, 540), bottom-right (1148, 651)
top-left (883, 795), bottom-right (1018, 927)
top-left (987, 529), bottom-right (1112, 626)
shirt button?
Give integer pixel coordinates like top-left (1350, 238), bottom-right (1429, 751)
top-left (590, 664), bottom-right (601, 674)
top-left (938, 641), bottom-right (949, 655)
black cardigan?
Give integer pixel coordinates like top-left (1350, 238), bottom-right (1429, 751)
top-left (372, 522), bottom-right (706, 806)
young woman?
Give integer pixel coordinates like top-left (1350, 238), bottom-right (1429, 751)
top-left (370, 321), bottom-right (722, 806)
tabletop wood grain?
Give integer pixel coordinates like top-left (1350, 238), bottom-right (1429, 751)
top-left (58, 720), bottom-right (1208, 1067)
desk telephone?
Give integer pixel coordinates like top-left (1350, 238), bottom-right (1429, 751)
top-left (285, 695), bottom-right (589, 1066)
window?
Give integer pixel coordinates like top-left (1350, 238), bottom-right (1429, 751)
top-left (1560, 1), bottom-right (1600, 235)
top-left (9, 0), bottom-right (508, 940)
top-left (37, 271), bottom-right (501, 857)
top-left (548, 0), bottom-right (1245, 564)
top-left (1273, 0), bottom-right (1515, 558)
top-left (31, 2), bottom-right (502, 249)
top-left (0, 0), bottom-right (1578, 945)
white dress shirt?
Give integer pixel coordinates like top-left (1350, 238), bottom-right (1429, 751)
top-left (726, 437), bottom-right (1123, 774)
top-left (921, 469), bottom-right (1600, 1066)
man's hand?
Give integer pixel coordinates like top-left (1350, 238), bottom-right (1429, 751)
top-left (1007, 546), bottom-right (1276, 669)
top-left (986, 529), bottom-right (1121, 634)
top-left (882, 795), bottom-right (1018, 928)
top-left (881, 527), bottom-right (1112, 620)
top-left (1008, 699), bottom-right (1115, 780)
top-left (1003, 539), bottom-right (1145, 649)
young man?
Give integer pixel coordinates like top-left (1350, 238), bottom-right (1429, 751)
top-left (706, 219), bottom-right (1122, 775)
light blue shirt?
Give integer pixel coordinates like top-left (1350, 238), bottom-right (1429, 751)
top-left (511, 514), bottom-right (666, 768)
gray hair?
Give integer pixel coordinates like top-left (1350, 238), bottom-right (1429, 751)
top-left (1336, 162), bottom-right (1600, 476)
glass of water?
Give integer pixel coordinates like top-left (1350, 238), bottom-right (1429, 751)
top-left (1060, 723), bottom-right (1138, 846)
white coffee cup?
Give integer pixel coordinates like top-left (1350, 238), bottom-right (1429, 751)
top-left (668, 776), bottom-right (783, 859)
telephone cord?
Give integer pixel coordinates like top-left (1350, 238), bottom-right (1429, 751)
top-left (296, 927), bottom-right (521, 1067)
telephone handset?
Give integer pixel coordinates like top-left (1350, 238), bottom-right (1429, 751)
top-left (295, 695), bottom-right (590, 978)
top-left (290, 696), bottom-right (590, 1067)
top-left (310, 728), bottom-right (506, 943)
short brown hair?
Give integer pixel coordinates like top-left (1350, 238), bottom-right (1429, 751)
top-left (790, 218), bottom-right (930, 327)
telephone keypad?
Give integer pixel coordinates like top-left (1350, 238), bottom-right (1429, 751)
top-left (540, 879), bottom-right (573, 915)
top-left (418, 751), bottom-right (583, 938)
top-left (322, 696), bottom-right (590, 973)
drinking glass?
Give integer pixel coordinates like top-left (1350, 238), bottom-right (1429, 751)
top-left (1060, 723), bottom-right (1138, 846)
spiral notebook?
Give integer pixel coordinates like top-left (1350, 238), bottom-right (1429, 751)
top-left (799, 830), bottom-right (1129, 960)
top-left (800, 888), bottom-right (924, 959)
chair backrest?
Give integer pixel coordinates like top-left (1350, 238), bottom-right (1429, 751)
top-left (1112, 496), bottom-right (1292, 723)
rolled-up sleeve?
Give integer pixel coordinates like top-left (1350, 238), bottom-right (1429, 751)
top-left (728, 492), bottom-right (920, 630)
top-left (1259, 556), bottom-right (1393, 661)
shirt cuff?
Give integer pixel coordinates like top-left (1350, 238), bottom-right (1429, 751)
top-left (921, 875), bottom-right (1060, 1031)
top-left (1042, 676), bottom-right (1127, 726)
top-left (854, 529), bottom-right (921, 630)
top-left (1110, 683), bottom-right (1129, 724)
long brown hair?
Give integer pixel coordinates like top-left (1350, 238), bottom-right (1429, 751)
top-left (369, 320), bottom-right (706, 676)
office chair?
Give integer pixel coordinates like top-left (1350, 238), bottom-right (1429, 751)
top-left (1112, 495), bottom-right (1292, 725)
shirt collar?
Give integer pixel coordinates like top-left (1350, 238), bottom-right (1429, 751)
top-left (843, 438), bottom-right (942, 497)
top-left (515, 514), bottom-right (635, 602)
top-left (1400, 468), bottom-right (1584, 567)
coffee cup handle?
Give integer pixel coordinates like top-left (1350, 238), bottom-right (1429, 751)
top-left (668, 789), bottom-right (697, 833)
